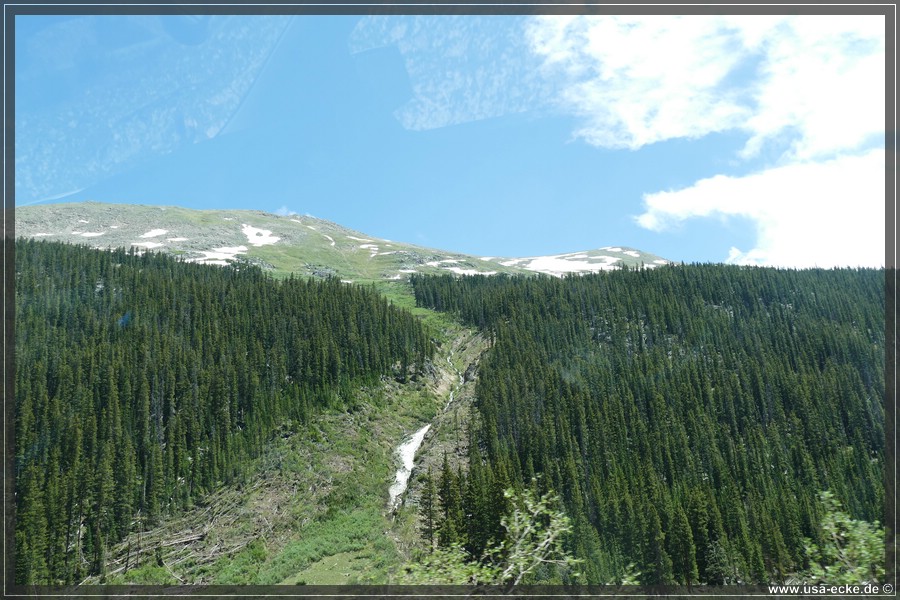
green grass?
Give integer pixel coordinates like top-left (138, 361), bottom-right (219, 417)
top-left (372, 280), bottom-right (465, 333)
top-left (281, 550), bottom-right (374, 585)
top-left (212, 540), bottom-right (269, 585)
top-left (105, 563), bottom-right (178, 585)
top-left (255, 508), bottom-right (393, 584)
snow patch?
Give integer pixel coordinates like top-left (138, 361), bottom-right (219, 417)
top-left (78, 219), bottom-right (89, 223)
top-left (359, 244), bottom-right (379, 257)
top-left (80, 232), bottom-right (106, 237)
top-left (521, 255), bottom-right (621, 277)
top-left (399, 269), bottom-right (417, 273)
top-left (445, 266), bottom-right (496, 275)
top-left (131, 241), bottom-right (165, 249)
top-left (601, 246), bottom-right (624, 253)
top-left (140, 229), bottom-right (168, 238)
top-left (242, 224), bottom-right (280, 246)
top-left (623, 250), bottom-right (641, 258)
top-left (109, 226), bottom-right (119, 229)
top-left (480, 256), bottom-right (494, 261)
top-left (185, 245), bottom-right (248, 263)
top-left (425, 258), bottom-right (459, 267)
top-left (33, 233), bottom-right (54, 237)
top-left (167, 237), bottom-right (189, 242)
top-left (653, 259), bottom-right (668, 264)
top-left (346, 235), bottom-right (373, 242)
top-left (322, 234), bottom-right (335, 247)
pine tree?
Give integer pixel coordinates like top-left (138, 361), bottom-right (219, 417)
top-left (437, 454), bottom-right (464, 548)
top-left (668, 504), bottom-right (699, 586)
top-left (642, 504), bottom-right (673, 585)
top-left (419, 467), bottom-right (438, 550)
top-left (16, 464), bottom-right (49, 583)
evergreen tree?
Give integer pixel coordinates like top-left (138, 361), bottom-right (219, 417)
top-left (437, 455), bottom-right (464, 548)
top-left (668, 505), bottom-right (699, 586)
top-left (642, 504), bottom-right (674, 585)
top-left (419, 467), bottom-right (438, 550)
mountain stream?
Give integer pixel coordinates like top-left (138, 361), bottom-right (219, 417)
top-left (388, 351), bottom-right (465, 513)
top-left (388, 424), bottom-right (432, 512)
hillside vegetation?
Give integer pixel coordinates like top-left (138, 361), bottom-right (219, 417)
top-left (13, 234), bottom-right (886, 588)
top-left (411, 266), bottom-right (885, 585)
top-left (14, 239), bottom-right (434, 584)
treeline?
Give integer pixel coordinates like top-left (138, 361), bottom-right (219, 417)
top-left (411, 265), bottom-right (884, 585)
top-left (15, 239), bottom-right (434, 585)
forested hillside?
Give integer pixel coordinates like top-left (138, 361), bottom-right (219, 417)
top-left (14, 239), bottom-right (434, 585)
top-left (411, 266), bottom-right (885, 585)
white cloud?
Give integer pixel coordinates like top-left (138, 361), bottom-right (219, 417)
top-left (525, 15), bottom-right (884, 159)
top-left (527, 15), bottom-right (755, 149)
top-left (636, 149), bottom-right (885, 268)
top-left (351, 14), bottom-right (884, 153)
top-left (350, 16), bottom-right (551, 131)
top-left (527, 15), bottom-right (885, 268)
top-left (736, 16), bottom-right (885, 162)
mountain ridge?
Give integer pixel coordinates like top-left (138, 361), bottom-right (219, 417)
top-left (15, 202), bottom-right (672, 282)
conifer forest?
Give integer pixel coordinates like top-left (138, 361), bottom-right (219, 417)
top-left (14, 240), bottom-right (433, 584)
top-left (13, 239), bottom-right (885, 586)
top-left (410, 266), bottom-right (884, 585)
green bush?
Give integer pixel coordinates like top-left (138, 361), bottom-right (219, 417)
top-left (803, 491), bottom-right (885, 584)
top-left (400, 486), bottom-right (582, 585)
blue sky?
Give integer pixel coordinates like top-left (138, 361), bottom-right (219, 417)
top-left (14, 13), bottom-right (886, 267)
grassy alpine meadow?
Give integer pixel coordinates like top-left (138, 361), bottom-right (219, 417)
top-left (15, 203), bottom-right (666, 285)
